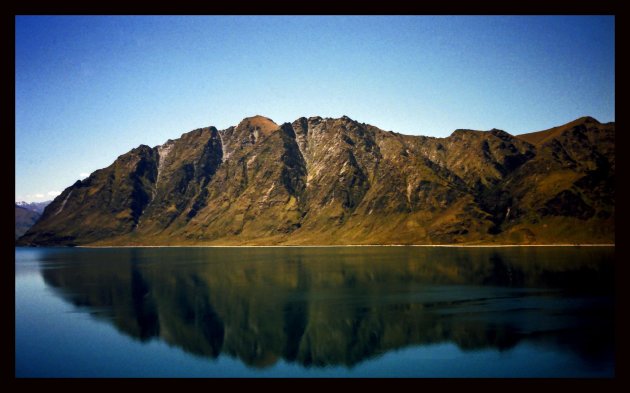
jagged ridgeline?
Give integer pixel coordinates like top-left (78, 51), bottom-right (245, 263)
top-left (18, 115), bottom-right (614, 246)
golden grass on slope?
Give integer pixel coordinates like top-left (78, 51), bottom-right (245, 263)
top-left (239, 115), bottom-right (279, 136)
top-left (516, 117), bottom-right (597, 146)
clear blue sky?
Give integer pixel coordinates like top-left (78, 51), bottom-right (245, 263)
top-left (15, 16), bottom-right (614, 202)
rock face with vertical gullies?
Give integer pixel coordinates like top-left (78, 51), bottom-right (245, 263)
top-left (18, 115), bottom-right (615, 246)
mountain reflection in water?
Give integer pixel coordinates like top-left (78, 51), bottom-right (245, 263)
top-left (39, 246), bottom-right (614, 369)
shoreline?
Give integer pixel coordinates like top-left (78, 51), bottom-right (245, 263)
top-left (73, 243), bottom-right (615, 249)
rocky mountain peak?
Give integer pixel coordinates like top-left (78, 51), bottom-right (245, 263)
top-left (17, 115), bottom-right (614, 246)
top-left (237, 115), bottom-right (278, 134)
top-left (577, 116), bottom-right (600, 124)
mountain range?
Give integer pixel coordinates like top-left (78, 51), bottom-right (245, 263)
top-left (17, 115), bottom-right (614, 246)
top-left (15, 201), bottom-right (51, 240)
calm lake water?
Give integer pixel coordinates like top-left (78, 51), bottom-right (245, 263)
top-left (15, 246), bottom-right (614, 378)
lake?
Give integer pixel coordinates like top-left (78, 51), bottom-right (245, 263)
top-left (15, 246), bottom-right (614, 378)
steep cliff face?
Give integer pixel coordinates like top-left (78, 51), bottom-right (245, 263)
top-left (20, 145), bottom-right (159, 245)
top-left (18, 115), bottom-right (615, 246)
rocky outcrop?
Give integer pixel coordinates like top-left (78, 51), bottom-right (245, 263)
top-left (17, 115), bottom-right (615, 246)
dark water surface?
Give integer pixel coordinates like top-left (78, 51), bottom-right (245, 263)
top-left (15, 246), bottom-right (614, 377)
